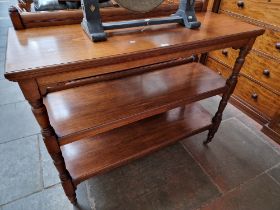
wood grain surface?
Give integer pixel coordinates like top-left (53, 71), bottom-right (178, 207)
top-left (44, 62), bottom-right (226, 145)
top-left (209, 48), bottom-right (280, 94)
top-left (61, 102), bottom-right (212, 185)
top-left (206, 57), bottom-right (232, 78)
top-left (254, 29), bottom-right (280, 60)
top-left (207, 57), bottom-right (280, 119)
top-left (235, 75), bottom-right (280, 119)
top-left (208, 47), bottom-right (238, 67)
top-left (207, 0), bottom-right (280, 143)
top-left (5, 12), bottom-right (264, 80)
top-left (220, 0), bottom-right (280, 28)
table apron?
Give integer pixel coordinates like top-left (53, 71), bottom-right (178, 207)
top-left (36, 38), bottom-right (249, 95)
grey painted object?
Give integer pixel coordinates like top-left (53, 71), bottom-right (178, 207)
top-left (81, 0), bottom-right (201, 42)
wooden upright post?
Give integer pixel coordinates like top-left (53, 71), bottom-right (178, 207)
top-left (18, 79), bottom-right (77, 204)
top-left (204, 38), bottom-right (256, 144)
top-left (9, 6), bottom-right (25, 30)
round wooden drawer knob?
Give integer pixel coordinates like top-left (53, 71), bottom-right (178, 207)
top-left (222, 49), bottom-right (228, 56)
top-left (251, 93), bottom-right (258, 100)
top-left (276, 43), bottom-right (280, 50)
top-left (263, 69), bottom-right (270, 76)
top-left (237, 1), bottom-right (245, 8)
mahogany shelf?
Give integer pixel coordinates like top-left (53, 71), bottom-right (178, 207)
top-left (61, 102), bottom-right (212, 185)
top-left (44, 62), bottom-right (226, 145)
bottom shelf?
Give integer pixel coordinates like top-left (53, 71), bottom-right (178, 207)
top-left (61, 102), bottom-right (212, 185)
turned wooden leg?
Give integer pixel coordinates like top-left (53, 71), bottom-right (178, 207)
top-left (204, 39), bottom-right (255, 144)
top-left (40, 124), bottom-right (77, 205)
top-left (199, 53), bottom-right (208, 64)
top-left (18, 79), bottom-right (77, 204)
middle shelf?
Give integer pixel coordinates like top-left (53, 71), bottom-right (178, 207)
top-left (43, 62), bottom-right (226, 145)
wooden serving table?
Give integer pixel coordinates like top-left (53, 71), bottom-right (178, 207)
top-left (4, 12), bottom-right (264, 205)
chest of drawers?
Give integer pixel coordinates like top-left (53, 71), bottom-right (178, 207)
top-left (207, 0), bottom-right (280, 143)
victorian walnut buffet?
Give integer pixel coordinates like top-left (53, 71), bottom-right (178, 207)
top-left (4, 11), bottom-right (264, 204)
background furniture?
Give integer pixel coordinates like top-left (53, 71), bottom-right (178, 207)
top-left (9, 0), bottom-right (208, 29)
top-left (5, 10), bottom-right (264, 204)
top-left (205, 0), bottom-right (280, 143)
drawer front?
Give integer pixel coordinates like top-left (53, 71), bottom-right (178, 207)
top-left (206, 58), bottom-right (280, 119)
top-left (209, 49), bottom-right (280, 93)
top-left (208, 48), bottom-right (237, 67)
top-left (220, 0), bottom-right (280, 27)
top-left (254, 29), bottom-right (280, 60)
top-left (235, 76), bottom-right (280, 119)
top-left (209, 29), bottom-right (280, 61)
top-left (207, 57), bottom-right (232, 79)
top-left (242, 53), bottom-right (280, 94)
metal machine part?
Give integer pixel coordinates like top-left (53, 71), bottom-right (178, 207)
top-left (81, 0), bottom-right (201, 42)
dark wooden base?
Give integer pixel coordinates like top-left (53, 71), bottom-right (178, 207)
top-left (61, 102), bottom-right (212, 186)
top-left (262, 124), bottom-right (280, 144)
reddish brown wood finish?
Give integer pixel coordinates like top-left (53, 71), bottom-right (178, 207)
top-left (212, 0), bottom-right (221, 13)
top-left (44, 63), bottom-right (226, 145)
top-left (18, 79), bottom-right (77, 204)
top-left (9, 6), bottom-right (25, 30)
top-left (42, 56), bottom-right (197, 94)
top-left (62, 103), bottom-right (212, 185)
top-left (4, 12), bottom-right (264, 204)
top-left (204, 38), bottom-right (255, 144)
top-left (208, 0), bottom-right (280, 144)
top-left (262, 111), bottom-right (280, 144)
top-left (206, 57), bottom-right (278, 124)
top-left (209, 48), bottom-right (280, 95)
top-left (220, 0), bottom-right (280, 27)
top-left (5, 13), bottom-right (264, 81)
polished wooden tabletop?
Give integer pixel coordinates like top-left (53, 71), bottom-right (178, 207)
top-left (5, 12), bottom-right (264, 78)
